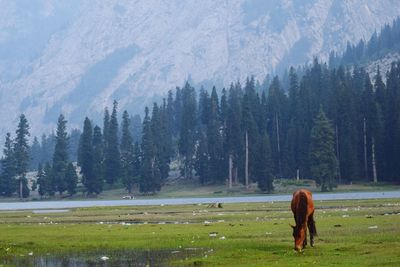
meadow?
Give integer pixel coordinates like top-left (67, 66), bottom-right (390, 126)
top-left (0, 198), bottom-right (399, 266)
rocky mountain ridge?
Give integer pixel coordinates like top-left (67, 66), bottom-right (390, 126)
top-left (0, 0), bottom-right (399, 138)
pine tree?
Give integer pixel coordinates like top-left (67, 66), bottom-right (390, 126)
top-left (133, 141), bottom-right (141, 184)
top-left (68, 129), bottom-right (81, 162)
top-left (130, 114), bottom-right (143, 143)
top-left (36, 163), bottom-right (46, 197)
top-left (242, 79), bottom-right (259, 187)
top-left (0, 133), bottom-right (17, 196)
top-left (195, 131), bottom-right (209, 184)
top-left (160, 101), bottom-right (173, 179)
top-left (373, 67), bottom-right (387, 180)
top-left (207, 87), bottom-right (223, 183)
top-left (178, 82), bottom-right (197, 179)
top-left (29, 137), bottom-right (41, 171)
top-left (44, 162), bottom-right (55, 196)
top-left (166, 90), bottom-right (175, 155)
top-left (226, 83), bottom-right (243, 186)
top-left (40, 133), bottom-right (55, 165)
top-left (151, 103), bottom-right (171, 182)
top-left (220, 88), bottom-right (229, 183)
top-left (336, 71), bottom-right (360, 182)
top-left (14, 114), bottom-right (30, 198)
top-left (92, 125), bottom-right (104, 194)
top-left (286, 67), bottom-right (301, 178)
top-left (121, 110), bottom-right (135, 193)
top-left (199, 87), bottom-right (210, 126)
top-left (362, 74), bottom-right (382, 182)
top-left (174, 87), bottom-right (183, 137)
top-left (104, 101), bottom-right (120, 185)
top-left (103, 107), bottom-right (110, 146)
top-left (52, 114), bottom-right (69, 195)
top-left (79, 118), bottom-right (95, 195)
top-left (256, 134), bottom-right (273, 192)
top-left (310, 108), bottom-right (338, 191)
top-left (384, 62), bottom-right (400, 181)
top-left (266, 76), bottom-right (288, 177)
top-left (65, 162), bottom-right (78, 196)
top-left (140, 107), bottom-right (161, 193)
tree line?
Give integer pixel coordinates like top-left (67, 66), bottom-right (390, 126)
top-left (1, 58), bottom-right (400, 197)
top-left (329, 17), bottom-right (400, 67)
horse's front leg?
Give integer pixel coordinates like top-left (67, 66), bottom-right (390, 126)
top-left (303, 228), bottom-right (307, 248)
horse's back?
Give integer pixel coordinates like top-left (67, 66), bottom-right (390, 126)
top-left (291, 189), bottom-right (314, 214)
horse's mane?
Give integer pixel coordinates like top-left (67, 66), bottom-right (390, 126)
top-left (296, 191), bottom-right (308, 226)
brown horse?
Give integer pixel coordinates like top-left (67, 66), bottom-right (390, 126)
top-left (290, 189), bottom-right (317, 252)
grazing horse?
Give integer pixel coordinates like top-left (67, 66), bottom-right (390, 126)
top-left (290, 189), bottom-right (317, 252)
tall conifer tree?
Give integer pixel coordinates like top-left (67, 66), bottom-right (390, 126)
top-left (179, 82), bottom-right (197, 179)
top-left (79, 118), bottom-right (94, 194)
top-left (121, 110), bottom-right (135, 193)
top-left (310, 108), bottom-right (338, 191)
top-left (256, 134), bottom-right (273, 192)
top-left (0, 133), bottom-right (17, 196)
top-left (105, 101), bottom-right (120, 185)
top-left (92, 125), bottom-right (104, 194)
top-left (14, 114), bottom-right (30, 198)
top-left (65, 162), bottom-right (78, 196)
top-left (52, 114), bottom-right (69, 195)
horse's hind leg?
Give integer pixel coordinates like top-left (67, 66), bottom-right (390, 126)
top-left (308, 212), bottom-right (316, 247)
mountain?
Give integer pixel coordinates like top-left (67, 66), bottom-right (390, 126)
top-left (0, 0), bottom-right (399, 139)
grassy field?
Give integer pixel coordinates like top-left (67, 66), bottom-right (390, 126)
top-left (0, 198), bottom-right (399, 266)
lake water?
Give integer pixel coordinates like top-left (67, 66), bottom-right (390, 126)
top-left (0, 191), bottom-right (399, 211)
top-left (6, 248), bottom-right (207, 267)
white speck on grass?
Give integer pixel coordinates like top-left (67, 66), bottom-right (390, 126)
top-left (209, 232), bottom-right (218, 237)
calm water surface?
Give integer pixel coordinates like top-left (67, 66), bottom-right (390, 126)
top-left (6, 248), bottom-right (207, 267)
top-left (0, 191), bottom-right (399, 211)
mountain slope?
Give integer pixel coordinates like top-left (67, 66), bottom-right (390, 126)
top-left (0, 0), bottom-right (399, 138)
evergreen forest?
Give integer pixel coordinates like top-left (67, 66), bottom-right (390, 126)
top-left (1, 19), bottom-right (400, 198)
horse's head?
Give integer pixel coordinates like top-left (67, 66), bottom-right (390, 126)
top-left (291, 224), bottom-right (305, 252)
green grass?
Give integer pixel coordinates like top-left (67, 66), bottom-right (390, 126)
top-left (0, 199), bottom-right (399, 266)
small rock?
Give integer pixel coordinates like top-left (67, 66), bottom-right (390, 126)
top-left (100, 256), bottom-right (109, 261)
top-left (342, 215), bottom-right (349, 218)
top-left (368, 225), bottom-right (378, 229)
top-left (334, 224), bottom-right (342, 227)
top-left (219, 236), bottom-right (226, 240)
top-left (28, 252), bottom-right (33, 256)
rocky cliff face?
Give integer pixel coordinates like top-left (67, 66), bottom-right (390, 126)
top-left (0, 0), bottom-right (399, 137)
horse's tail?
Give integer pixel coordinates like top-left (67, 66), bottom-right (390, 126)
top-left (309, 214), bottom-right (317, 236)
